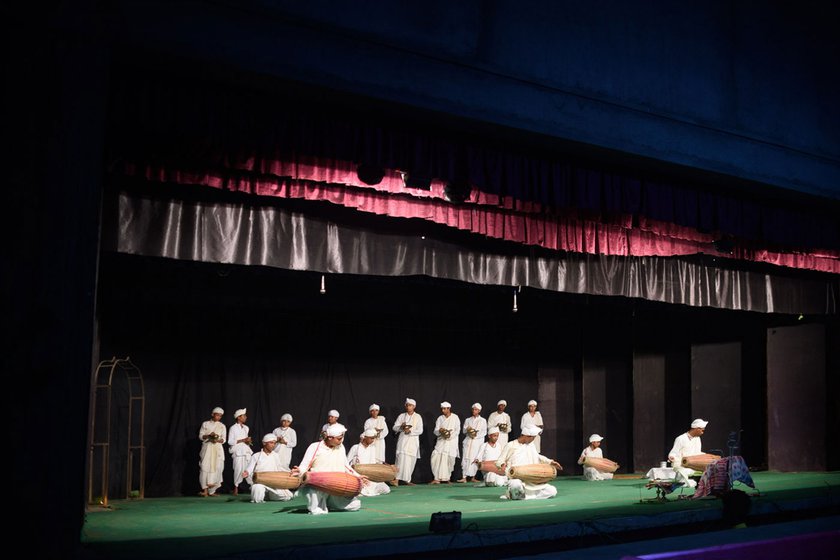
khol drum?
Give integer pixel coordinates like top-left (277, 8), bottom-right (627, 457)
top-left (507, 464), bottom-right (557, 484)
top-left (301, 471), bottom-right (363, 498)
top-left (353, 463), bottom-right (397, 483)
top-left (252, 471), bottom-right (301, 490)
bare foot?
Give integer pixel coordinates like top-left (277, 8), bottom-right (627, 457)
top-left (429, 480), bottom-right (440, 484)
top-left (455, 478), bottom-right (466, 483)
top-left (406, 482), bottom-right (416, 486)
top-left (198, 490), bottom-right (208, 497)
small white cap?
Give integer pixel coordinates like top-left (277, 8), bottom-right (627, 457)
top-left (405, 398), bottom-right (416, 406)
top-left (234, 408), bottom-right (247, 418)
top-left (281, 413), bottom-right (293, 422)
top-left (369, 404), bottom-right (380, 411)
top-left (472, 403), bottom-right (482, 410)
top-left (362, 428), bottom-right (378, 438)
top-left (328, 409), bottom-right (340, 418)
top-left (488, 426), bottom-right (500, 435)
top-left (589, 434), bottom-right (604, 443)
top-left (522, 425), bottom-right (541, 436)
top-left (497, 400), bottom-right (507, 406)
top-left (440, 401), bottom-right (452, 408)
top-left (212, 407), bottom-right (224, 415)
top-left (262, 433), bottom-right (278, 443)
top-left (326, 424), bottom-right (347, 437)
top-left (527, 400), bottom-right (538, 406)
top-left (691, 418), bottom-right (708, 429)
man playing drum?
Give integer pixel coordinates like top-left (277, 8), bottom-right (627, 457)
top-left (578, 434), bottom-right (614, 481)
top-left (668, 418), bottom-right (709, 488)
top-left (495, 425), bottom-right (562, 500)
top-left (293, 424), bottom-right (364, 514)
top-left (347, 429), bottom-right (391, 496)
top-left (243, 434), bottom-right (293, 503)
top-left (474, 427), bottom-right (508, 487)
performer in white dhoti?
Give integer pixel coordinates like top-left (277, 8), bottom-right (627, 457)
top-left (474, 427), bottom-right (508, 487)
top-left (272, 413), bottom-right (297, 471)
top-left (487, 400), bottom-right (512, 448)
top-left (392, 398), bottom-right (424, 485)
top-left (667, 419), bottom-right (708, 488)
top-left (320, 409), bottom-right (341, 441)
top-left (578, 434), bottom-right (613, 481)
top-left (430, 402), bottom-right (460, 484)
top-left (496, 425), bottom-right (562, 500)
top-left (228, 408), bottom-right (253, 496)
top-left (198, 407), bottom-right (226, 497)
top-left (457, 403), bottom-right (487, 483)
top-left (347, 429), bottom-right (391, 496)
top-left (520, 400), bottom-right (544, 452)
top-left (363, 404), bottom-right (388, 464)
top-left (292, 424), bottom-right (364, 515)
top-left (243, 434), bottom-right (293, 503)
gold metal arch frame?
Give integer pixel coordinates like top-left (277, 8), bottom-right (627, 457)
top-left (87, 357), bottom-right (145, 507)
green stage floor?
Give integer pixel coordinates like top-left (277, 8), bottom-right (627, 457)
top-left (80, 472), bottom-right (840, 559)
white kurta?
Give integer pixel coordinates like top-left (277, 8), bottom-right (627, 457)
top-left (346, 443), bottom-right (391, 496)
top-left (461, 415), bottom-right (488, 477)
top-left (198, 420), bottom-right (226, 494)
top-left (296, 441), bottom-right (362, 514)
top-left (668, 432), bottom-right (703, 488)
top-left (272, 426), bottom-right (297, 471)
top-left (520, 411), bottom-right (544, 452)
top-left (245, 451), bottom-right (293, 502)
top-left (577, 446), bottom-right (613, 481)
top-left (496, 440), bottom-right (556, 500)
top-left (487, 411), bottom-right (512, 447)
top-left (392, 412), bottom-right (424, 482)
top-left (363, 416), bottom-right (388, 463)
top-left (228, 423), bottom-right (254, 487)
top-left (476, 441), bottom-right (508, 487)
top-left (430, 414), bottom-right (460, 481)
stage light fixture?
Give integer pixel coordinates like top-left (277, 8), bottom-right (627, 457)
top-left (512, 286), bottom-right (520, 313)
top-left (356, 163), bottom-right (385, 186)
top-left (400, 171), bottom-right (432, 190)
top-left (320, 274), bottom-right (326, 294)
top-left (429, 511), bottom-right (461, 532)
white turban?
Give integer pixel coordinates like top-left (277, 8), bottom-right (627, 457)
top-left (589, 434), bottom-right (604, 443)
top-left (362, 428), bottom-right (378, 438)
top-left (472, 403), bottom-right (482, 410)
top-left (497, 400), bottom-right (507, 406)
top-left (281, 413), bottom-right (293, 422)
top-left (262, 433), bottom-right (278, 443)
top-left (527, 400), bottom-right (538, 406)
top-left (234, 408), bottom-right (247, 418)
top-left (691, 418), bottom-right (709, 429)
top-left (326, 424), bottom-right (347, 437)
top-left (405, 398), bottom-right (416, 406)
top-left (212, 407), bottom-right (224, 415)
top-left (369, 404), bottom-right (380, 411)
top-left (488, 426), bottom-right (500, 435)
top-left (522, 425), bottom-right (541, 436)
top-left (328, 409), bottom-right (340, 418)
top-left (440, 401), bottom-right (452, 408)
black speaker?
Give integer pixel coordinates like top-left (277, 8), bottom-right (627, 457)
top-left (429, 511), bottom-right (461, 532)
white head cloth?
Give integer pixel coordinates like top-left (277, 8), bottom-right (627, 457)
top-left (527, 400), bottom-right (538, 406)
top-left (362, 428), bottom-right (378, 438)
top-left (472, 402), bottom-right (482, 410)
top-left (234, 408), bottom-right (247, 418)
top-left (326, 424), bottom-right (347, 437)
top-left (691, 418), bottom-right (709, 429)
top-left (328, 409), bottom-right (340, 418)
top-left (262, 433), bottom-right (278, 443)
top-left (497, 400), bottom-right (507, 406)
top-left (281, 413), bottom-right (293, 422)
top-left (589, 434), bottom-right (604, 442)
top-left (440, 401), bottom-right (452, 408)
top-left (212, 407), bottom-right (224, 415)
top-left (405, 398), bottom-right (416, 406)
top-left (369, 403), bottom-right (380, 411)
top-left (488, 426), bottom-right (500, 435)
top-left (522, 425), bottom-right (541, 436)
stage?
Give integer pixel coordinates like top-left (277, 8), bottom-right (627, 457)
top-left (79, 471), bottom-right (840, 559)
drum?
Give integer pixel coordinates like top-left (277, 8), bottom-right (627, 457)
top-left (507, 463), bottom-right (557, 484)
top-left (583, 457), bottom-right (620, 473)
top-left (301, 471), bottom-right (362, 498)
top-left (479, 461), bottom-right (505, 476)
top-left (252, 471), bottom-right (301, 490)
top-left (352, 463), bottom-right (397, 483)
top-left (681, 453), bottom-right (721, 471)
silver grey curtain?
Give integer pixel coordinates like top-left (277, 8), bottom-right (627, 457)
top-left (113, 190), bottom-right (838, 315)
